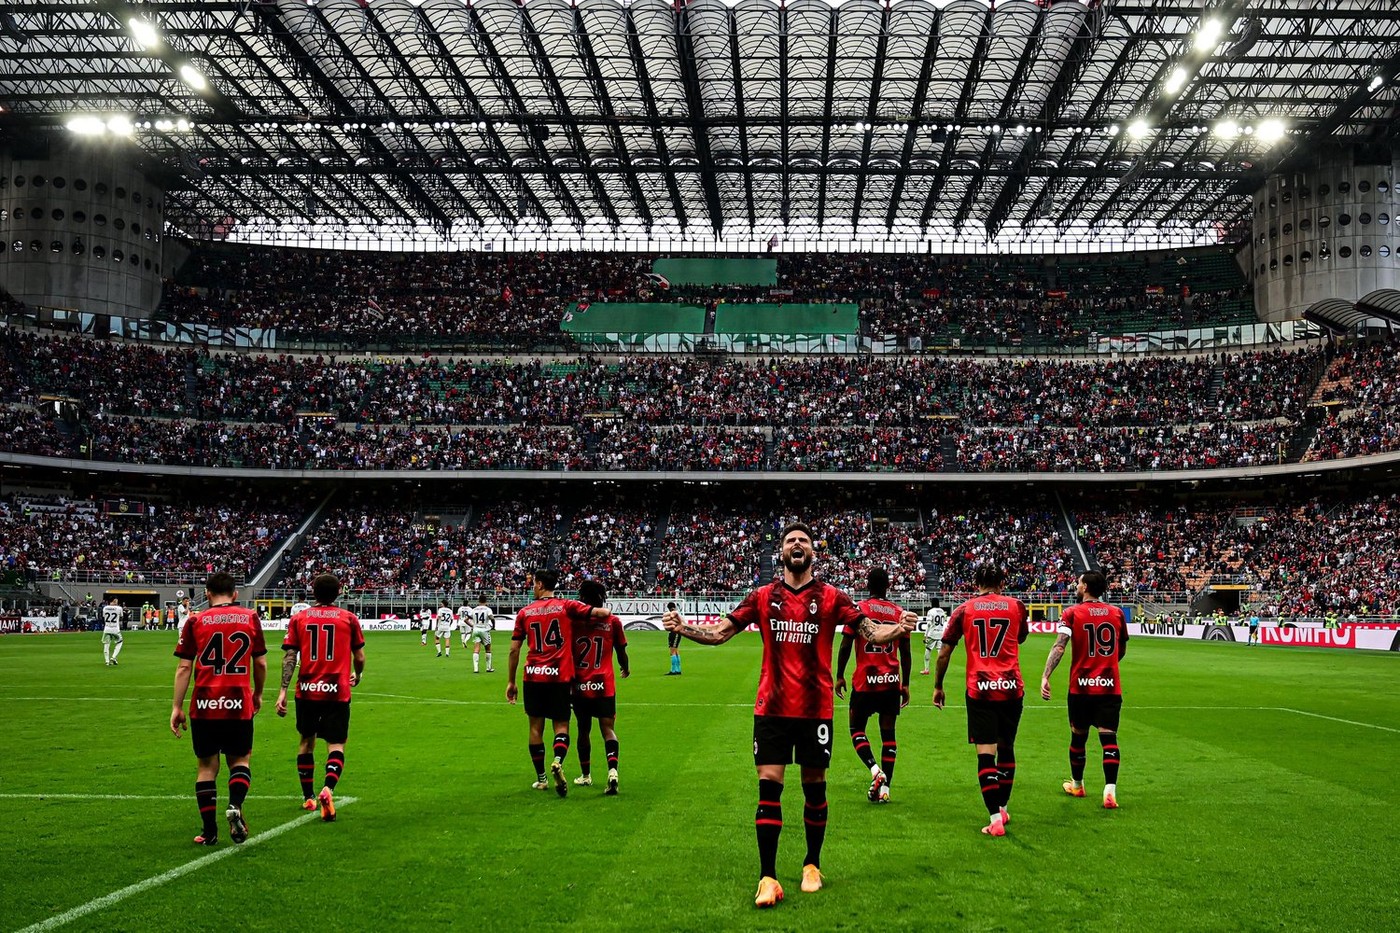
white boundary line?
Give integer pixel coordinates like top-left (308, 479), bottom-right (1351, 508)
top-left (14, 796), bottom-right (356, 933)
top-left (0, 793), bottom-right (303, 801)
top-left (1276, 707), bottom-right (1400, 734)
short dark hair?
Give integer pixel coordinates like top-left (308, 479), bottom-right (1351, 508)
top-left (532, 567), bottom-right (558, 591)
top-left (1080, 571), bottom-right (1109, 598)
top-left (867, 568), bottom-right (889, 598)
top-left (205, 572), bottom-right (237, 597)
top-left (666, 602), bottom-right (677, 611)
top-left (780, 521), bottom-right (815, 544)
top-left (312, 573), bottom-right (340, 605)
top-left (578, 579), bottom-right (607, 608)
top-left (972, 563), bottom-right (1007, 590)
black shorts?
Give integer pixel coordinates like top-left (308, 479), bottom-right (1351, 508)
top-left (965, 697), bottom-right (1024, 746)
top-left (849, 689), bottom-right (902, 721)
top-left (190, 718), bottom-right (254, 760)
top-left (753, 715), bottom-right (834, 769)
top-left (523, 681), bottom-right (573, 721)
top-left (667, 631), bottom-right (682, 650)
top-left (1067, 694), bottom-right (1122, 731)
top-left (572, 692), bottom-right (617, 721)
top-left (295, 697), bottom-right (352, 744)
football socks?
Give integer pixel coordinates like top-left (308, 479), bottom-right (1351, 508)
top-left (997, 753), bottom-right (1017, 809)
top-left (529, 742), bottom-right (546, 782)
top-left (605, 738), bottom-right (619, 771)
top-left (195, 780), bottom-right (218, 838)
top-left (850, 730), bottom-right (877, 771)
top-left (755, 779), bottom-right (783, 879)
top-left (1069, 732), bottom-right (1088, 783)
top-left (325, 750), bottom-right (344, 791)
top-left (880, 727), bottom-right (898, 786)
top-left (977, 753), bottom-right (1001, 816)
top-left (227, 765), bottom-right (251, 809)
top-left (552, 732), bottom-right (570, 762)
top-left (1101, 732), bottom-right (1121, 784)
top-left (801, 781), bottom-right (828, 870)
top-left (297, 753), bottom-right (315, 800)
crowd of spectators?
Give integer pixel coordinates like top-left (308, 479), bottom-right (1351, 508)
top-left (554, 498), bottom-right (659, 596)
top-left (1304, 408), bottom-right (1400, 462)
top-left (922, 499), bottom-right (1078, 595)
top-left (1075, 493), bottom-right (1400, 616)
top-left (279, 495), bottom-right (423, 592)
top-left (771, 428), bottom-right (944, 472)
top-left (157, 244), bottom-right (1252, 351)
top-left (654, 499), bottom-right (769, 593)
top-left (414, 500), bottom-right (558, 594)
top-left (956, 421), bottom-right (1295, 473)
top-left (1, 491), bottom-right (296, 583)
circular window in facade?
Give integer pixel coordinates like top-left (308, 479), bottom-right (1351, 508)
top-left (1270, 257), bottom-right (1279, 270)
top-left (1319, 215), bottom-right (1331, 229)
top-left (1360, 212), bottom-right (1372, 225)
top-left (1300, 251), bottom-right (1311, 264)
top-left (74, 179), bottom-right (87, 191)
top-left (113, 218), bottom-right (125, 231)
top-left (1381, 245), bottom-right (1392, 258)
top-left (53, 177), bottom-right (66, 189)
top-left (32, 175), bottom-right (46, 187)
top-left (13, 176), bottom-right (24, 187)
top-left (11, 239), bottom-right (22, 252)
top-left (1339, 213), bottom-right (1352, 226)
top-left (1300, 217), bottom-right (1312, 231)
top-left (49, 240), bottom-right (61, 253)
top-left (96, 182), bottom-right (108, 195)
top-left (1283, 222), bottom-right (1293, 234)
top-left (1339, 245), bottom-right (1352, 259)
top-left (1380, 213), bottom-right (1390, 226)
top-left (51, 209), bottom-right (64, 222)
top-left (29, 207), bottom-right (43, 220)
top-left (1338, 181), bottom-right (1351, 194)
top-left (94, 214), bottom-right (106, 226)
top-left (115, 186), bottom-right (126, 199)
top-left (73, 210), bottom-right (86, 223)
top-left (1359, 180), bottom-right (1371, 193)
top-left (112, 249), bottom-right (124, 262)
top-left (72, 240), bottom-right (84, 255)
top-left (28, 239), bottom-right (41, 252)
top-left (1283, 254), bottom-right (1294, 266)
top-left (93, 245), bottom-right (105, 259)
top-left (1361, 245), bottom-right (1373, 258)
top-left (1319, 184), bottom-right (1330, 197)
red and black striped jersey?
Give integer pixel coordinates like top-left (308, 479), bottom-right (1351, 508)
top-left (846, 597), bottom-right (908, 693)
top-left (728, 579), bottom-right (862, 719)
top-left (1058, 601), bottom-right (1128, 696)
top-left (513, 597), bottom-right (595, 683)
top-left (175, 604), bottom-right (267, 721)
top-left (573, 614), bottom-right (627, 698)
top-left (943, 595), bottom-right (1029, 701)
top-left (283, 605), bottom-right (365, 702)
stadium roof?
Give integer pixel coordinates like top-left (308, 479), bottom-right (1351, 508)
top-left (2, 0), bottom-right (1399, 251)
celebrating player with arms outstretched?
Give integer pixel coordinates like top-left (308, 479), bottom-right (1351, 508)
top-left (933, 563), bottom-right (1029, 837)
top-left (835, 568), bottom-right (911, 803)
top-left (506, 568), bottom-right (612, 797)
top-left (171, 573), bottom-right (267, 846)
top-left (571, 580), bottom-right (630, 795)
top-left (1041, 571), bottom-right (1128, 809)
top-left (277, 573), bottom-right (366, 821)
top-left (664, 522), bottom-right (916, 909)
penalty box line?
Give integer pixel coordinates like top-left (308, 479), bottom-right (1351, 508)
top-left (14, 796), bottom-right (357, 933)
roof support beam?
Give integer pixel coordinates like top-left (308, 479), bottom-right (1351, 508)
top-left (885, 12), bottom-right (943, 231)
top-left (920, 6), bottom-right (994, 232)
top-left (728, 8), bottom-right (755, 229)
top-left (675, 3), bottom-right (724, 234)
top-left (814, 13), bottom-right (838, 229)
top-left (573, 7), bottom-right (652, 227)
top-left (624, 7), bottom-right (687, 229)
top-left (851, 6), bottom-right (891, 229)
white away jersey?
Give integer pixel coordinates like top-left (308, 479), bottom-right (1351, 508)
top-left (102, 604), bottom-right (123, 633)
top-left (435, 607), bottom-right (456, 630)
top-left (470, 605), bottom-right (494, 631)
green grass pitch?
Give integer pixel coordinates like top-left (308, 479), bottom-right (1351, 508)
top-left (3, 631), bottom-right (1398, 932)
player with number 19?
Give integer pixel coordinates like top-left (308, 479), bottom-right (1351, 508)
top-left (276, 573), bottom-right (366, 821)
top-left (171, 572), bottom-right (268, 846)
top-left (506, 568), bottom-right (612, 797)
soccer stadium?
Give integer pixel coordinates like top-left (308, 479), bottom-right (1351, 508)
top-left (2, 0), bottom-right (1399, 928)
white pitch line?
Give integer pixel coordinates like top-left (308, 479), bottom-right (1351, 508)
top-left (14, 796), bottom-right (356, 933)
top-left (0, 793), bottom-right (303, 801)
top-left (1276, 707), bottom-right (1400, 734)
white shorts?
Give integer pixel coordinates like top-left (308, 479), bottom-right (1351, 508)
top-left (470, 629), bottom-right (492, 646)
top-left (102, 631), bottom-right (123, 642)
top-left (435, 626), bottom-right (454, 636)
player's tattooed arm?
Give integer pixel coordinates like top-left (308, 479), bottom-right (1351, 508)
top-left (1040, 633), bottom-right (1070, 700)
top-left (859, 614), bottom-right (914, 645)
top-left (663, 610), bottom-right (738, 645)
top-left (280, 649), bottom-right (298, 690)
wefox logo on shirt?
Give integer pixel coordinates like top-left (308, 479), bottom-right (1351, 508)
top-left (868, 672), bottom-right (900, 686)
top-left (976, 677), bottom-right (1019, 692)
top-left (577, 680), bottom-right (606, 692)
top-left (526, 664), bottom-right (560, 676)
top-left (195, 697), bottom-right (244, 711)
top-left (300, 681), bottom-right (340, 694)
top-left (1076, 675), bottom-right (1117, 688)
